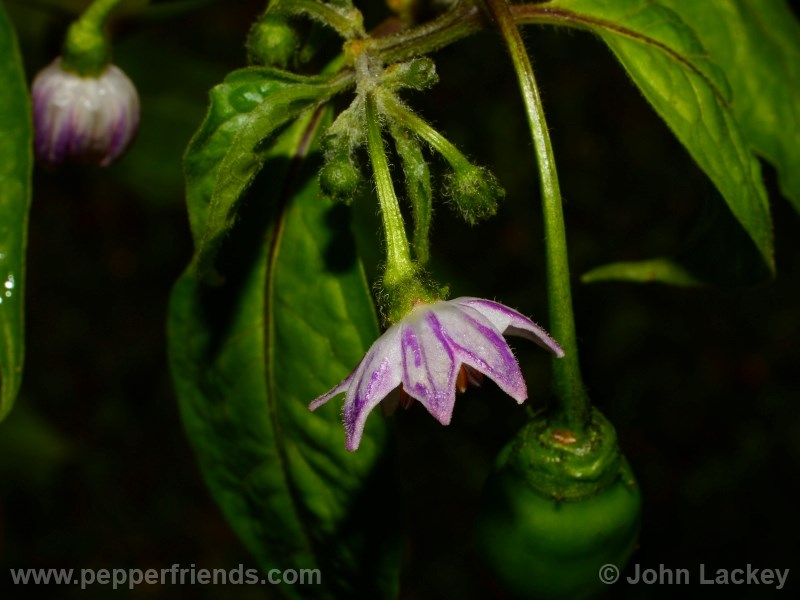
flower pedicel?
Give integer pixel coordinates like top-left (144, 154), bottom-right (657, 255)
top-left (310, 297), bottom-right (564, 451)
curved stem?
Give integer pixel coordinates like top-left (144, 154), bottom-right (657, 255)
top-left (377, 91), bottom-right (471, 170)
top-left (77, 0), bottom-right (124, 23)
top-left (478, 0), bottom-right (590, 434)
top-left (371, 2), bottom-right (629, 65)
top-left (372, 1), bottom-right (482, 62)
top-left (62, 0), bottom-right (125, 75)
top-left (365, 93), bottom-right (415, 285)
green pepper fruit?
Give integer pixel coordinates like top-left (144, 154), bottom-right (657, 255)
top-left (475, 409), bottom-right (641, 599)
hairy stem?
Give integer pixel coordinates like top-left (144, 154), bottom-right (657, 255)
top-left (365, 93), bottom-right (415, 285)
top-left (479, 0), bottom-right (590, 434)
top-left (378, 91), bottom-right (471, 170)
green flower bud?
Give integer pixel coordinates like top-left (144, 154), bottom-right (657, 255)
top-left (444, 165), bottom-right (505, 225)
top-left (247, 15), bottom-right (299, 69)
top-left (383, 58), bottom-right (438, 91)
top-left (319, 157), bottom-right (361, 203)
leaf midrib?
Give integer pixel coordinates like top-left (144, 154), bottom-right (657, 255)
top-left (263, 105), bottom-right (329, 573)
top-left (515, 2), bottom-right (730, 106)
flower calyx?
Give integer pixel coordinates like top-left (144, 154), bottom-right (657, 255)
top-left (498, 408), bottom-right (636, 501)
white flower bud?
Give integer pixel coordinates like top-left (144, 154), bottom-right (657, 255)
top-left (32, 58), bottom-right (140, 166)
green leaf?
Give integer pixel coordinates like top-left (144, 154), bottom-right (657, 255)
top-left (183, 66), bottom-right (352, 278)
top-left (582, 187), bottom-right (773, 287)
top-left (0, 4), bottom-right (31, 422)
top-left (582, 258), bottom-right (701, 287)
top-left (169, 109), bottom-right (399, 598)
top-left (658, 0), bottom-right (800, 212)
top-left (544, 0), bottom-right (775, 276)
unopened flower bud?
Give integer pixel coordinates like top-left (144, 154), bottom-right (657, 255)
top-left (383, 58), bottom-right (438, 91)
top-left (319, 157), bottom-right (361, 203)
top-left (247, 15), bottom-right (299, 68)
top-left (444, 165), bottom-right (505, 225)
top-left (32, 58), bottom-right (139, 167)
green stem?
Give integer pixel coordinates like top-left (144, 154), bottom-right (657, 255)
top-left (479, 0), bottom-right (590, 434)
top-left (365, 93), bottom-right (415, 286)
top-left (62, 0), bottom-right (124, 75)
top-left (377, 91), bottom-right (471, 171)
top-left (388, 122), bottom-right (433, 265)
top-left (372, 1), bottom-right (482, 62)
top-left (371, 2), bottom-right (623, 65)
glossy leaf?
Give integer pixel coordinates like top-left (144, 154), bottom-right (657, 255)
top-left (544, 0), bottom-right (774, 276)
top-left (0, 4), bottom-right (31, 422)
top-left (183, 66), bottom-right (352, 278)
top-left (170, 109), bottom-right (399, 598)
top-left (659, 0), bottom-right (800, 212)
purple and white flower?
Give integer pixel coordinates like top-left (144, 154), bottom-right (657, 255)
top-left (310, 297), bottom-right (564, 451)
top-left (32, 57), bottom-right (140, 166)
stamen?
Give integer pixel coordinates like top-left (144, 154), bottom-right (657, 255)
top-left (456, 365), bottom-right (469, 393)
top-left (399, 387), bottom-right (415, 409)
top-left (465, 365), bottom-right (484, 388)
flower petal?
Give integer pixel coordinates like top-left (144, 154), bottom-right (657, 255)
top-left (453, 297), bottom-right (565, 357)
top-left (308, 296), bottom-right (562, 451)
top-left (308, 370), bottom-right (356, 412)
top-left (342, 326), bottom-right (403, 451)
top-left (435, 304), bottom-right (528, 402)
top-left (399, 311), bottom-right (459, 425)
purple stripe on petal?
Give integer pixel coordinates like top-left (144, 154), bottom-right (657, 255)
top-left (437, 307), bottom-right (527, 402)
top-left (344, 355), bottom-right (399, 451)
top-left (398, 307), bottom-right (458, 425)
top-left (352, 356), bottom-right (387, 415)
top-left (454, 297), bottom-right (564, 357)
top-left (310, 324), bottom-right (396, 412)
top-left (339, 326), bottom-right (402, 451)
top-left (401, 324), bottom-right (430, 398)
top-left (409, 312), bottom-right (457, 425)
top-left (401, 325), bottom-right (422, 369)
top-left (51, 110), bottom-right (77, 164)
top-left (461, 314), bottom-right (526, 399)
top-left (103, 114), bottom-right (129, 166)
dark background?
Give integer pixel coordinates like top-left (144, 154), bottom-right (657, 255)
top-left (1, 0), bottom-right (798, 598)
